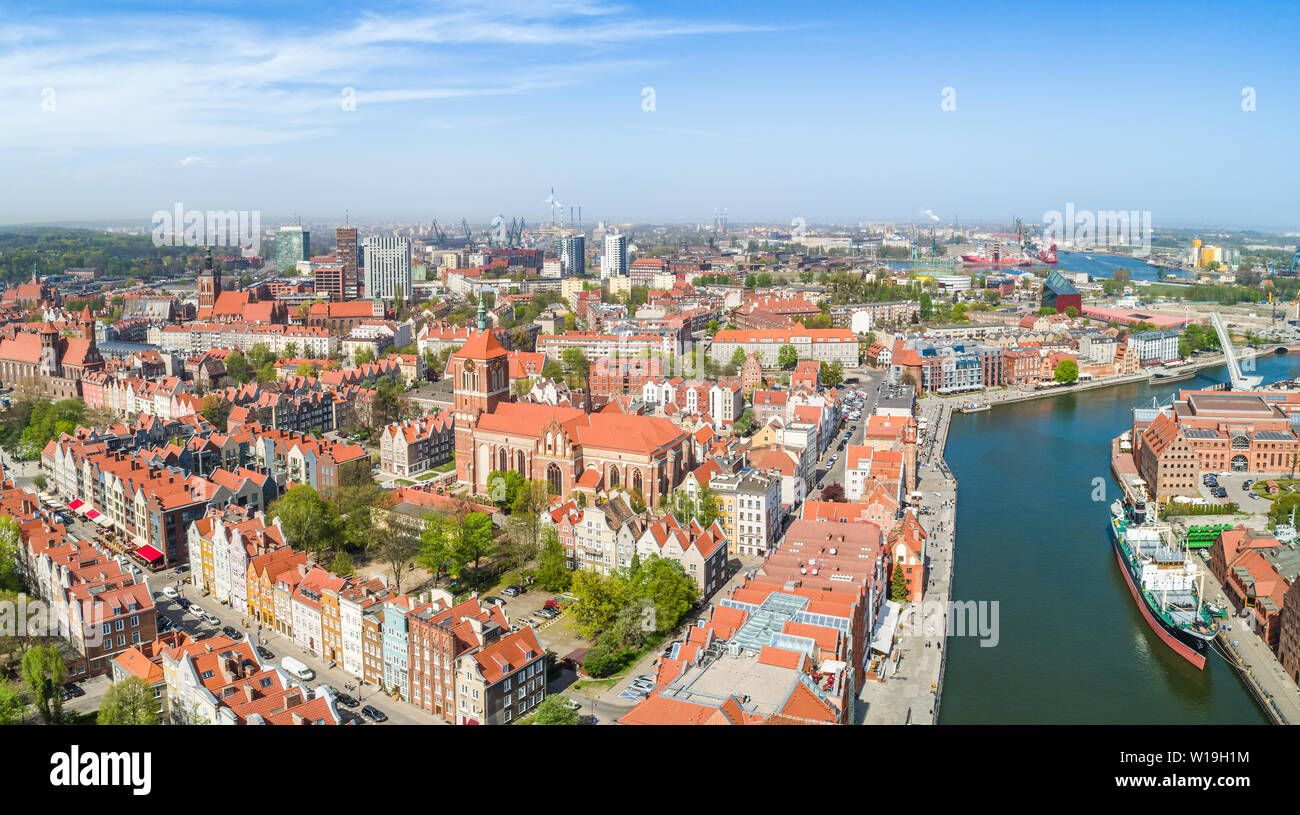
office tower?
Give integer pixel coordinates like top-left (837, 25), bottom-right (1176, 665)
top-left (313, 256), bottom-right (345, 302)
top-left (601, 232), bottom-right (627, 280)
top-left (336, 227), bottom-right (358, 299)
top-left (276, 225), bottom-right (310, 272)
top-left (363, 235), bottom-right (412, 301)
top-left (559, 234), bottom-right (586, 277)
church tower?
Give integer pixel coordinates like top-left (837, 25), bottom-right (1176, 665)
top-left (452, 322), bottom-right (510, 491)
top-left (198, 248), bottom-right (221, 309)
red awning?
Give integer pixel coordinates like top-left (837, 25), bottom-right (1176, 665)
top-left (67, 499), bottom-right (85, 510)
top-left (85, 508), bottom-right (101, 519)
top-left (135, 544), bottom-right (164, 562)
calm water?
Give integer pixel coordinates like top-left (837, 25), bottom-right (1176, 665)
top-left (938, 354), bottom-right (1300, 724)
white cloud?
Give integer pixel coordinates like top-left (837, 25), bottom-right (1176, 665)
top-left (0, 5), bottom-right (779, 152)
top-left (177, 156), bottom-right (212, 167)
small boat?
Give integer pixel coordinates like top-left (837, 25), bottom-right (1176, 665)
top-left (960, 402), bottom-right (990, 414)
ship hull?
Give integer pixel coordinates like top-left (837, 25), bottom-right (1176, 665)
top-left (1110, 524), bottom-right (1209, 670)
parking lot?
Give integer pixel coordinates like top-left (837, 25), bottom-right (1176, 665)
top-left (1198, 471), bottom-right (1276, 515)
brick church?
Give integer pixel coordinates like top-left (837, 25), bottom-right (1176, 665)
top-left (0, 306), bottom-right (104, 399)
top-left (452, 310), bottom-right (693, 505)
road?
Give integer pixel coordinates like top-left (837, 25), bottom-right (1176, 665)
top-left (156, 572), bottom-right (441, 726)
top-left (812, 367), bottom-right (887, 497)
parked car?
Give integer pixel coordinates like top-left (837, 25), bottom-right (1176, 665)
top-left (501, 584), bottom-right (526, 597)
top-left (158, 616), bottom-right (175, 633)
top-left (188, 605), bottom-right (208, 620)
top-left (176, 597), bottom-right (191, 609)
top-left (203, 612), bottom-right (221, 626)
top-left (333, 691), bottom-right (359, 708)
top-left (361, 705), bottom-right (388, 723)
top-left (222, 625), bottom-right (244, 640)
top-left (256, 646), bottom-right (275, 661)
top-left (558, 696), bottom-right (581, 711)
top-left (534, 607), bottom-right (558, 619)
top-left (59, 683), bottom-right (85, 700)
top-left (161, 586), bottom-right (179, 599)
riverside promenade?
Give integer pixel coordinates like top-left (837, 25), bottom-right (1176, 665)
top-left (859, 399), bottom-right (956, 724)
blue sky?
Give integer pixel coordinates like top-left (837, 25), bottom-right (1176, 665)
top-left (2, 0), bottom-right (1298, 229)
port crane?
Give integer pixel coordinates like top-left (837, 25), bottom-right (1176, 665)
top-left (430, 220), bottom-right (448, 247)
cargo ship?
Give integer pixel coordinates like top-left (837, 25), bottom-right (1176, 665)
top-left (960, 239), bottom-right (1032, 267)
top-left (1109, 501), bottom-right (1218, 669)
top-left (1037, 242), bottom-right (1058, 264)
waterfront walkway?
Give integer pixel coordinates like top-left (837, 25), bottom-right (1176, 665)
top-left (859, 399), bottom-right (956, 724)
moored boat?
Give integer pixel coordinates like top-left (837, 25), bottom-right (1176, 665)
top-left (1109, 508), bottom-right (1218, 669)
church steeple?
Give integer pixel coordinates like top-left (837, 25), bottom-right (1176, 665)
top-left (476, 291), bottom-right (487, 332)
top-left (198, 247), bottom-right (221, 309)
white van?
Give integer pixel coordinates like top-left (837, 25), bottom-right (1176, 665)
top-left (280, 656), bottom-right (315, 681)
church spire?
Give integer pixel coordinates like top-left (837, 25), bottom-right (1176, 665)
top-left (476, 291), bottom-right (487, 332)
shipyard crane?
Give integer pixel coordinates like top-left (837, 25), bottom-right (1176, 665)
top-left (430, 220), bottom-right (447, 247)
top-left (461, 218), bottom-right (473, 243)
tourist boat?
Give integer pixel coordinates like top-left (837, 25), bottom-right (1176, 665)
top-left (1109, 504), bottom-right (1218, 669)
top-left (1151, 364), bottom-right (1196, 383)
top-left (960, 402), bottom-right (990, 414)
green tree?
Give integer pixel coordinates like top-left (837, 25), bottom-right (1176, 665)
top-left (330, 551), bottom-right (355, 577)
top-left (225, 351), bottom-right (250, 383)
top-left (375, 522), bottom-right (421, 593)
top-left (820, 360), bottom-right (844, 388)
top-left (0, 682), bottom-right (25, 725)
top-left (532, 694), bottom-right (580, 725)
top-left (629, 556), bottom-right (698, 636)
top-left (569, 570), bottom-right (629, 639)
top-left (919, 292), bottom-right (933, 321)
top-left (22, 643), bottom-right (66, 724)
top-left (419, 513), bottom-right (460, 583)
top-left (456, 512), bottom-right (496, 573)
top-left (0, 515), bottom-right (22, 591)
top-left (778, 344), bottom-right (799, 369)
top-left (534, 526), bottom-right (571, 593)
top-left (354, 347), bottom-right (376, 366)
top-left (1054, 358), bottom-right (1080, 384)
top-left (96, 677), bottom-right (159, 725)
top-left (890, 564), bottom-right (908, 602)
top-left (730, 347), bottom-right (748, 372)
top-left (200, 394), bottom-right (231, 429)
top-left (269, 485), bottom-right (342, 557)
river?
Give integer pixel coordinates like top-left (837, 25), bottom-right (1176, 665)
top-left (937, 353), bottom-right (1300, 724)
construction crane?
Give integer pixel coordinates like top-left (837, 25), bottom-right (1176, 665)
top-left (430, 220), bottom-right (447, 247)
top-left (461, 218), bottom-right (472, 243)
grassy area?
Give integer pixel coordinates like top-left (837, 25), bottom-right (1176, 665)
top-left (432, 461), bottom-right (456, 473)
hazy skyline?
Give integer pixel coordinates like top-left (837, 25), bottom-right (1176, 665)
top-left (2, 0), bottom-right (1298, 230)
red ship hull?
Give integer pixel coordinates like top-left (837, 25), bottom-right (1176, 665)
top-left (1113, 545), bottom-right (1207, 670)
top-left (959, 255), bottom-right (1031, 266)
top-left (1038, 243), bottom-right (1058, 263)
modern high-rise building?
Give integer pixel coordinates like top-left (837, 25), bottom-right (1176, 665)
top-left (312, 256), bottom-right (345, 302)
top-left (336, 227), bottom-right (358, 299)
top-left (601, 232), bottom-right (627, 280)
top-left (363, 235), bottom-right (412, 301)
top-left (276, 226), bottom-right (310, 272)
top-left (559, 234), bottom-right (585, 277)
